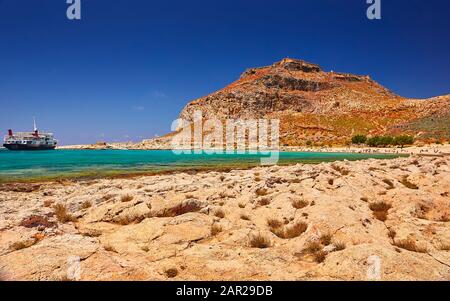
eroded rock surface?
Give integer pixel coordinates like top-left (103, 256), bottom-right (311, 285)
top-left (1, 155), bottom-right (449, 280)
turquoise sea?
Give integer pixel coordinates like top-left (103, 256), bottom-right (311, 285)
top-left (0, 149), bottom-right (404, 183)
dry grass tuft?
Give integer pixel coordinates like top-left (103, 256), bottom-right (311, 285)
top-left (313, 250), bottom-right (327, 263)
top-left (102, 194), bottom-right (115, 201)
top-left (382, 178), bottom-right (395, 189)
top-left (369, 201), bottom-right (392, 222)
top-left (53, 204), bottom-right (77, 223)
top-left (271, 222), bottom-right (307, 239)
top-left (292, 199), bottom-right (309, 209)
top-left (319, 233), bottom-right (333, 246)
top-left (301, 240), bottom-right (329, 263)
top-left (157, 201), bottom-right (204, 218)
top-left (255, 188), bottom-right (268, 196)
top-left (120, 195), bottom-right (134, 202)
top-left (249, 233), bottom-right (272, 248)
top-left (214, 209), bottom-right (225, 219)
top-left (267, 218), bottom-right (283, 229)
top-left (10, 239), bottom-right (38, 251)
top-left (439, 215), bottom-right (450, 222)
top-left (210, 224), bottom-right (223, 236)
top-left (240, 214), bottom-right (251, 221)
top-left (80, 201), bottom-right (92, 209)
top-left (438, 242), bottom-right (450, 251)
top-left (333, 241), bottom-right (346, 251)
top-left (388, 228), bottom-right (397, 240)
top-left (331, 164), bottom-right (350, 175)
top-left (400, 176), bottom-right (418, 190)
top-left (393, 239), bottom-right (427, 253)
top-left (304, 241), bottom-right (322, 254)
top-left (43, 200), bottom-right (54, 207)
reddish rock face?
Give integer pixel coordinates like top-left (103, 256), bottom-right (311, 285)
top-left (178, 58), bottom-right (449, 146)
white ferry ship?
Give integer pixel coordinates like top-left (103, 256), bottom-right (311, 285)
top-left (3, 119), bottom-right (57, 151)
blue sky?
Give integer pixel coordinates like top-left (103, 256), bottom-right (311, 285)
top-left (0, 0), bottom-right (449, 145)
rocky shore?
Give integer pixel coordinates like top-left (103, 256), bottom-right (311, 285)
top-left (0, 154), bottom-right (449, 280)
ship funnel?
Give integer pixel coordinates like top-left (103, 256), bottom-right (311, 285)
top-left (8, 129), bottom-right (13, 136)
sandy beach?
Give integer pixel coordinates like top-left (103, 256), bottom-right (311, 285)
top-left (0, 150), bottom-right (449, 280)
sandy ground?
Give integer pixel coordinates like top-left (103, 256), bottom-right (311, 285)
top-left (0, 153), bottom-right (449, 280)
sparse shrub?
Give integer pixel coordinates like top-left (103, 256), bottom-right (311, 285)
top-left (238, 203), bottom-right (246, 208)
top-left (328, 178), bottom-right (334, 185)
top-left (80, 201), bottom-right (92, 209)
top-left (257, 198), bottom-right (271, 206)
top-left (53, 204), bottom-right (77, 223)
top-left (292, 199), bottom-right (309, 209)
top-left (306, 140), bottom-right (313, 146)
top-left (254, 176), bottom-right (261, 182)
top-left (214, 209), bottom-right (225, 219)
top-left (393, 135), bottom-right (414, 148)
top-left (20, 215), bottom-right (55, 229)
top-left (382, 178), bottom-right (395, 190)
top-left (393, 239), bottom-right (427, 253)
top-left (360, 197), bottom-right (369, 202)
top-left (351, 134), bottom-right (367, 145)
top-left (255, 188), bottom-right (268, 196)
top-left (185, 194), bottom-right (196, 199)
top-left (219, 175), bottom-right (226, 182)
top-left (120, 195), bottom-right (134, 202)
top-left (400, 176), bottom-right (418, 190)
top-left (210, 224), bottom-right (222, 236)
top-left (165, 268), bottom-right (178, 278)
top-left (249, 233), bottom-right (271, 248)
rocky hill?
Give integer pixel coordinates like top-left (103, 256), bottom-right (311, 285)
top-left (176, 58), bottom-right (449, 146)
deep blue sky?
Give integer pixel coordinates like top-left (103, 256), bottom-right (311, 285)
top-left (0, 0), bottom-right (449, 145)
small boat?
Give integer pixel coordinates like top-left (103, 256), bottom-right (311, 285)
top-left (3, 118), bottom-right (58, 151)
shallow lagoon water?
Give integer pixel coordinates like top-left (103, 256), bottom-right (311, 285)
top-left (0, 149), bottom-right (404, 182)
